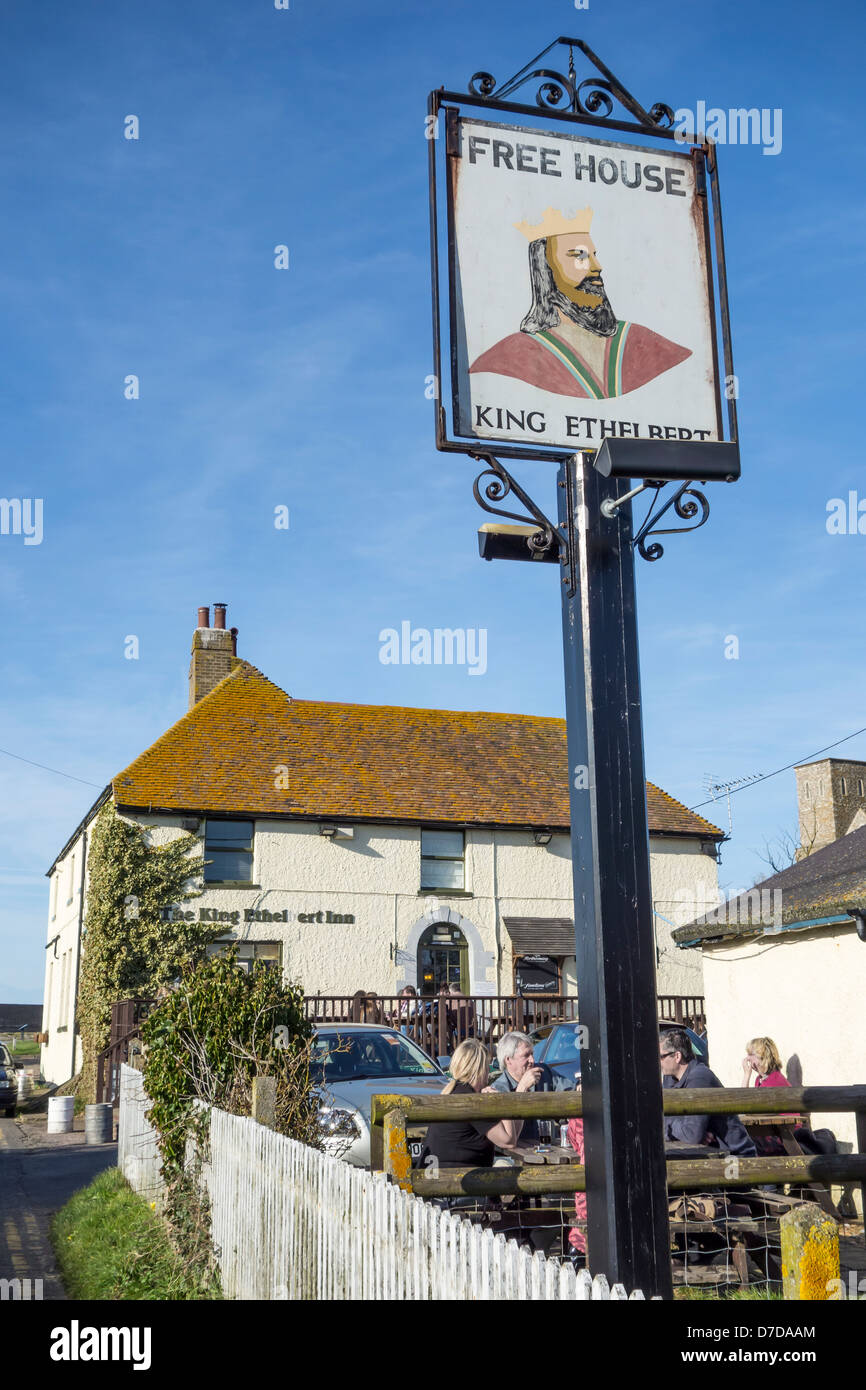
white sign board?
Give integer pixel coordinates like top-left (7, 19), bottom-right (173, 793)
top-left (448, 117), bottom-right (722, 453)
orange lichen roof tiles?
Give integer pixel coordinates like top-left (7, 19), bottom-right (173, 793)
top-left (111, 661), bottom-right (723, 835)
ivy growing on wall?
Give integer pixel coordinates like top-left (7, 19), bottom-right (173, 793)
top-left (77, 802), bottom-right (217, 1102)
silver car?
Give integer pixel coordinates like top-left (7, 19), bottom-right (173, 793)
top-left (312, 1024), bottom-right (447, 1167)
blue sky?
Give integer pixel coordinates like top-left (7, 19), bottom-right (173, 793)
top-left (1, 0), bottom-right (864, 1000)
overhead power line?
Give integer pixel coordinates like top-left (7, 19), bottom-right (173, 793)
top-left (0, 746), bottom-right (104, 790)
top-left (689, 725), bottom-right (866, 812)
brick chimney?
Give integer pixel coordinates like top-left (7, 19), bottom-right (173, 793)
top-left (188, 603), bottom-right (236, 709)
top-left (795, 757), bottom-right (866, 854)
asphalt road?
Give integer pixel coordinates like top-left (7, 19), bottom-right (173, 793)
top-left (0, 1116), bottom-right (117, 1300)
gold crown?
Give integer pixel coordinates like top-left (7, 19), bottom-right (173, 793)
top-left (514, 206), bottom-right (594, 241)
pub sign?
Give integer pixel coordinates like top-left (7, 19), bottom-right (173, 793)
top-left (446, 116), bottom-right (722, 454)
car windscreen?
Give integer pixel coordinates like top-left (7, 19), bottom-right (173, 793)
top-left (311, 1031), bottom-right (442, 1083)
top-left (687, 1029), bottom-right (708, 1063)
top-left (544, 1025), bottom-right (582, 1065)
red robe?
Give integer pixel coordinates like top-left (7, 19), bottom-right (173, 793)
top-left (469, 321), bottom-right (691, 400)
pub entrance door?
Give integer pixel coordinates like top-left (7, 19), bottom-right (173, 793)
top-left (417, 923), bottom-right (468, 995)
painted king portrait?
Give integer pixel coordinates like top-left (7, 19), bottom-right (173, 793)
top-left (469, 206), bottom-right (691, 400)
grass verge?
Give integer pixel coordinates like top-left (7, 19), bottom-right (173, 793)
top-left (51, 1167), bottom-right (221, 1300)
top-left (0, 1038), bottom-right (40, 1057)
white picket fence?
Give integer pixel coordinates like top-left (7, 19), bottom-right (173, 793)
top-left (117, 1064), bottom-right (165, 1210)
top-left (118, 1065), bottom-right (647, 1301)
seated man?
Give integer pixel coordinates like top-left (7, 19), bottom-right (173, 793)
top-left (489, 1030), bottom-right (573, 1144)
top-left (660, 1029), bottom-right (756, 1156)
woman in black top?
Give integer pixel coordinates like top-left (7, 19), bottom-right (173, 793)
top-left (423, 1038), bottom-right (528, 1167)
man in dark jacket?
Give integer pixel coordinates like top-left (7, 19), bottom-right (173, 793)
top-left (660, 1029), bottom-right (756, 1156)
top-left (489, 1031), bottom-right (573, 1144)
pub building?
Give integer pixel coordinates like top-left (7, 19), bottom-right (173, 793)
top-left (40, 605), bottom-right (722, 1085)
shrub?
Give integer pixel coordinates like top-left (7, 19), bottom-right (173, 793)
top-left (141, 949), bottom-right (318, 1275)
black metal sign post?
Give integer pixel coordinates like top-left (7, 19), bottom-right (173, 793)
top-left (558, 453), bottom-right (672, 1297)
top-left (428, 36), bottom-right (740, 1298)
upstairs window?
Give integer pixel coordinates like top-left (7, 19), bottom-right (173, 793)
top-left (841, 777), bottom-right (848, 796)
top-left (204, 820), bottom-right (254, 883)
top-left (421, 829), bottom-right (465, 891)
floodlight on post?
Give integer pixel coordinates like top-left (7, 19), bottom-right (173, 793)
top-left (845, 908), bottom-right (866, 944)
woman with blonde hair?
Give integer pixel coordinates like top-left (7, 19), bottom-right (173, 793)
top-left (742, 1037), bottom-right (789, 1089)
top-left (423, 1038), bottom-right (530, 1167)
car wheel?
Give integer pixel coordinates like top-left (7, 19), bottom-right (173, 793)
top-left (3, 1107), bottom-right (14, 1118)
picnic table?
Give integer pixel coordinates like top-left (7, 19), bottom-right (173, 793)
top-left (741, 1111), bottom-right (841, 1218)
top-left (498, 1143), bottom-right (573, 1165)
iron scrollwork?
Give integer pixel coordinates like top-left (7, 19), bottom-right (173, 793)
top-left (471, 454), bottom-right (559, 557)
top-left (632, 482), bottom-right (711, 562)
top-left (470, 66), bottom-right (575, 112)
top-left (467, 38), bottom-right (675, 132)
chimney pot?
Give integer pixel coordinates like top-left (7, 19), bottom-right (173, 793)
top-left (189, 605), bottom-right (233, 708)
top-left (230, 626), bottom-right (239, 657)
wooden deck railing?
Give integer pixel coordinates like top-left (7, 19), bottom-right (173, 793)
top-left (303, 994), bottom-right (581, 1057)
top-left (304, 993), bottom-right (706, 1053)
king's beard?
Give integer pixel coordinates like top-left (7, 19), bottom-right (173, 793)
top-left (554, 277), bottom-right (618, 337)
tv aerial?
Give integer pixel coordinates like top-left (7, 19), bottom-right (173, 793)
top-left (703, 771), bottom-right (763, 838)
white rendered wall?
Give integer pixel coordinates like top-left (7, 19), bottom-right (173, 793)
top-left (41, 809), bottom-right (718, 1082)
top-left (41, 827), bottom-right (88, 1085)
top-left (700, 924), bottom-right (866, 1159)
top-left (133, 815), bottom-right (715, 998)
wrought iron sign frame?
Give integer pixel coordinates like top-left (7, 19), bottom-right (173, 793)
top-left (428, 35), bottom-right (738, 565)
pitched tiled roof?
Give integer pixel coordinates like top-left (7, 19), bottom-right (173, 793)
top-left (673, 823), bottom-right (866, 945)
top-left (111, 662), bottom-right (722, 836)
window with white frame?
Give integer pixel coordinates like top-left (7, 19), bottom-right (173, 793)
top-left (420, 829), bottom-right (465, 891)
